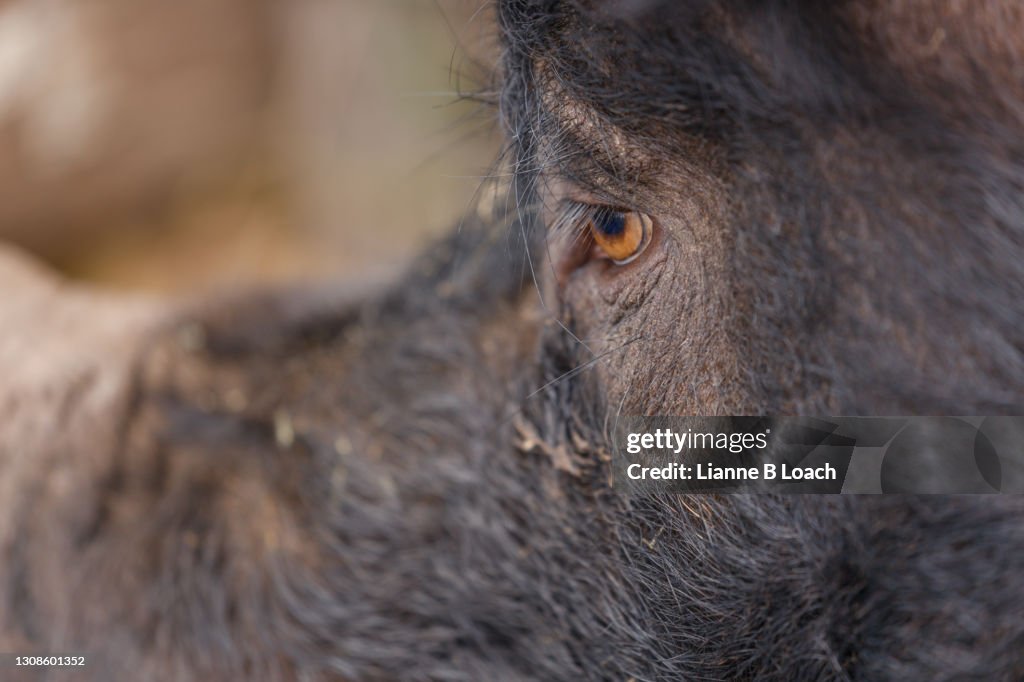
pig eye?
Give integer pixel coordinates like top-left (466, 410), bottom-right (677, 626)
top-left (587, 208), bottom-right (653, 265)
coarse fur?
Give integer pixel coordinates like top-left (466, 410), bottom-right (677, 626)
top-left (2, 0), bottom-right (1024, 680)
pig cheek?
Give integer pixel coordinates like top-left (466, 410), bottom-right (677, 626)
top-left (578, 259), bottom-right (712, 415)
top-left (558, 255), bottom-right (679, 403)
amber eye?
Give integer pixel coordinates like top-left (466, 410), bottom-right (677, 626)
top-left (588, 209), bottom-right (653, 265)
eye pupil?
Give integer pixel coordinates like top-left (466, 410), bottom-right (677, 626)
top-left (594, 211), bottom-right (626, 236)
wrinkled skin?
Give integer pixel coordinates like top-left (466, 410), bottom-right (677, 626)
top-left (2, 1), bottom-right (1024, 680)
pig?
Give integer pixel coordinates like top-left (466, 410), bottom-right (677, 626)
top-left (1, 0), bottom-right (1023, 679)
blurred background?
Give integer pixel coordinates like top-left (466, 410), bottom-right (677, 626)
top-left (0, 0), bottom-right (500, 293)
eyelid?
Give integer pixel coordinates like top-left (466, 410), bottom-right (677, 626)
top-left (550, 199), bottom-right (630, 238)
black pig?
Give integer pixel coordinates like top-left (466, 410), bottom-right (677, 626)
top-left (2, 1), bottom-right (1023, 680)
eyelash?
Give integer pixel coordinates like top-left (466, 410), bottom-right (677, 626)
top-left (551, 200), bottom-right (612, 240)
